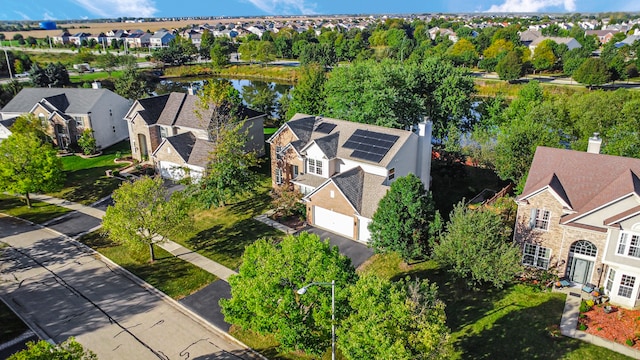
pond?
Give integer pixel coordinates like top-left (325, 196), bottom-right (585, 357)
top-left (154, 78), bottom-right (293, 120)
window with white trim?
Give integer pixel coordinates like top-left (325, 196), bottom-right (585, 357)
top-left (307, 158), bottom-right (323, 176)
top-left (616, 232), bottom-right (640, 259)
top-left (522, 243), bottom-right (551, 269)
top-left (275, 145), bottom-right (283, 153)
top-left (160, 126), bottom-right (169, 139)
top-left (292, 165), bottom-right (299, 177)
top-left (530, 208), bottom-right (551, 230)
top-left (74, 116), bottom-right (84, 127)
top-left (605, 269), bottom-right (615, 293)
top-left (275, 168), bottom-right (283, 185)
top-left (618, 274), bottom-right (635, 298)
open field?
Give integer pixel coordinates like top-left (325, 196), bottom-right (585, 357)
top-left (0, 16), bottom-right (323, 39)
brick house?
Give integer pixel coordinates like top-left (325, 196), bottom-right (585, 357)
top-left (0, 86), bottom-right (131, 151)
top-left (124, 92), bottom-right (265, 182)
top-left (514, 137), bottom-right (640, 309)
top-left (267, 114), bottom-right (432, 242)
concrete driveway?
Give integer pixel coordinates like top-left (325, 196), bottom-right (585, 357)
top-left (299, 226), bottom-right (374, 269)
top-left (0, 215), bottom-right (258, 359)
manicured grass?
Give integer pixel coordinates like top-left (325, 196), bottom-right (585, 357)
top-left (430, 160), bottom-right (511, 220)
top-left (230, 326), bottom-right (337, 360)
top-left (0, 298), bottom-right (29, 343)
top-left (171, 176), bottom-right (283, 270)
top-left (359, 253), bottom-right (633, 360)
top-left (78, 231), bottom-right (216, 300)
top-left (0, 194), bottom-right (72, 224)
top-left (69, 70), bottom-right (123, 83)
top-left (47, 141), bottom-right (132, 204)
top-left (264, 127), bottom-right (278, 136)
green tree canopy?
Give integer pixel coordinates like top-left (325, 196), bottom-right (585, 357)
top-left (369, 174), bottom-right (440, 261)
top-left (496, 50), bottom-right (524, 82)
top-left (573, 57), bottom-right (610, 87)
top-left (29, 62), bottom-right (70, 88)
top-left (220, 232), bottom-right (357, 355)
top-left (338, 275), bottom-right (451, 360)
top-left (286, 63), bottom-right (326, 119)
top-left (8, 337), bottom-right (96, 360)
top-left (445, 38), bottom-right (478, 67)
top-left (434, 202), bottom-right (523, 289)
top-left (0, 131), bottom-right (64, 207)
top-left (102, 176), bottom-right (189, 262)
top-left (532, 40), bottom-right (557, 72)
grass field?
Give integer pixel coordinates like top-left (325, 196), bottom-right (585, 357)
top-left (0, 194), bottom-right (72, 224)
top-left (47, 141), bottom-right (131, 204)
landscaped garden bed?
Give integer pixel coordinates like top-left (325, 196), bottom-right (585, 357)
top-left (580, 300), bottom-right (640, 350)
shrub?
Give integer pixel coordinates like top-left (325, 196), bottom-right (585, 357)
top-left (586, 299), bottom-right (595, 308)
top-left (115, 151), bottom-right (122, 159)
top-left (112, 170), bottom-right (120, 177)
top-left (578, 323), bottom-right (587, 331)
top-left (626, 338), bottom-right (634, 346)
top-left (579, 300), bottom-right (592, 313)
top-left (77, 129), bottom-right (97, 155)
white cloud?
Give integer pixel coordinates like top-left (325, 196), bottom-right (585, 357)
top-left (70, 0), bottom-right (158, 18)
top-left (43, 11), bottom-right (55, 20)
top-left (246, 0), bottom-right (317, 15)
top-left (14, 11), bottom-right (31, 20)
top-left (487, 0), bottom-right (576, 12)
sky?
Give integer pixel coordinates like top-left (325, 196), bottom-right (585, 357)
top-left (0, 0), bottom-right (639, 21)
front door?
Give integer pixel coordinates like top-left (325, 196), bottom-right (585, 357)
top-left (569, 258), bottom-right (593, 284)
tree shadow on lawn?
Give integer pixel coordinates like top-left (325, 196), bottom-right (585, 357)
top-left (56, 166), bottom-right (122, 204)
top-left (187, 219), bottom-right (282, 269)
top-left (225, 188), bottom-right (273, 218)
top-left (455, 297), bottom-right (582, 360)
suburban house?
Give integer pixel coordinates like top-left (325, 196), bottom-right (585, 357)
top-left (514, 137), bottom-right (640, 309)
top-left (150, 30), bottom-right (175, 48)
top-left (0, 86), bottom-right (131, 151)
top-left (529, 36), bottom-right (582, 52)
top-left (585, 29), bottom-right (620, 44)
top-left (123, 92), bottom-right (265, 182)
top-left (267, 114), bottom-right (432, 243)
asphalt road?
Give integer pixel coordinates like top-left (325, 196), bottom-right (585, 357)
top-left (0, 215), bottom-right (258, 359)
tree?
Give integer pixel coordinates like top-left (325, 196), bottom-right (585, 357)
top-left (210, 38), bottom-right (230, 69)
top-left (496, 50), bottom-right (523, 82)
top-left (220, 232), bottom-right (357, 355)
top-left (96, 52), bottom-right (119, 76)
top-left (77, 129), bottom-right (97, 155)
top-left (190, 81), bottom-right (261, 208)
top-left (338, 275), bottom-right (451, 360)
top-left (286, 63), bottom-right (326, 119)
top-left (369, 174), bottom-right (440, 261)
top-left (29, 62), bottom-right (70, 88)
top-left (8, 337), bottom-right (96, 360)
top-left (271, 185), bottom-right (303, 217)
top-left (0, 131), bottom-right (64, 207)
top-left (532, 40), bottom-right (557, 73)
top-left (102, 176), bottom-right (189, 262)
top-left (445, 38), bottom-right (478, 67)
top-left (114, 61), bottom-right (146, 100)
top-left (573, 57), bottom-right (610, 88)
top-left (433, 203), bottom-right (523, 289)
top-left (242, 81), bottom-right (277, 117)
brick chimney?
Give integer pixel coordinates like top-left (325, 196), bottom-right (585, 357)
top-left (587, 132), bottom-right (602, 154)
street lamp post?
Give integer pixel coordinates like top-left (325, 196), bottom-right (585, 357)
top-left (297, 280), bottom-right (335, 360)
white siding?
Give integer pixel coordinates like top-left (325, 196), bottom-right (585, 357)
top-left (87, 91), bottom-right (131, 149)
top-left (338, 158), bottom-right (387, 177)
top-left (314, 206), bottom-right (354, 238)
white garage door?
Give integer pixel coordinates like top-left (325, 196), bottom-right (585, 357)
top-left (357, 216), bottom-right (372, 242)
top-left (159, 161), bottom-right (186, 180)
top-left (313, 206), bottom-right (354, 239)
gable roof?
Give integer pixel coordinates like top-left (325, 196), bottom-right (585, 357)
top-left (154, 132), bottom-right (214, 168)
top-left (133, 94), bottom-right (171, 125)
top-left (271, 113), bottom-right (413, 167)
top-left (519, 147), bottom-right (640, 221)
top-left (1, 88), bottom-right (121, 114)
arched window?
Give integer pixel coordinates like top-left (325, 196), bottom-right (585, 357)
top-left (38, 113), bottom-right (46, 126)
top-left (570, 240), bottom-right (597, 257)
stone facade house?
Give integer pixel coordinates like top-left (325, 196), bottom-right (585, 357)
top-left (514, 137), bottom-right (640, 309)
top-left (124, 92), bottom-right (265, 182)
top-left (267, 114), bottom-right (432, 243)
top-left (0, 86), bottom-right (131, 150)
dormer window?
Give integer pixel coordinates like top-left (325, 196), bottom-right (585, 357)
top-left (307, 158), bottom-right (323, 176)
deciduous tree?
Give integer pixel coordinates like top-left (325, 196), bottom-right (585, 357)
top-left (496, 50), bottom-right (523, 82)
top-left (434, 202), bottom-right (523, 289)
top-left (573, 57), bottom-right (611, 88)
top-left (102, 176), bottom-right (189, 262)
top-left (8, 337), bottom-right (96, 360)
top-left (286, 63), bottom-right (326, 119)
top-left (0, 131), bottom-right (64, 207)
top-left (220, 232), bottom-right (357, 355)
top-left (369, 174), bottom-right (440, 261)
top-left (338, 275), bottom-right (451, 360)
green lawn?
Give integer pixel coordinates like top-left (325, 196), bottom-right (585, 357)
top-left (171, 176), bottom-right (283, 270)
top-left (359, 253), bottom-right (633, 360)
top-left (0, 298), bottom-right (29, 343)
top-left (0, 194), bottom-right (72, 224)
top-left (69, 70), bottom-right (123, 83)
top-left (78, 231), bottom-right (216, 300)
top-left (47, 141), bottom-right (131, 204)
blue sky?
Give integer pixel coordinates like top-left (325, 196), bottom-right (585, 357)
top-left (1, 0), bottom-right (639, 21)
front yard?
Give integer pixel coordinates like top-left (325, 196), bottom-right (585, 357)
top-left (47, 140), bottom-right (131, 205)
top-left (0, 194), bottom-right (71, 224)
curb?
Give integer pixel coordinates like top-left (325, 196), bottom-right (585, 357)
top-left (0, 213), bottom-right (267, 360)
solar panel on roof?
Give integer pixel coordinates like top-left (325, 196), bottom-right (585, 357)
top-left (342, 129), bottom-right (399, 163)
top-left (314, 122), bottom-right (337, 134)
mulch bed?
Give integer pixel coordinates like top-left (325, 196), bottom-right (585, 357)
top-left (270, 215), bottom-right (306, 230)
top-left (580, 304), bottom-right (640, 349)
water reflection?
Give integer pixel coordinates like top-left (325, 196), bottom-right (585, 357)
top-left (154, 78), bottom-right (293, 119)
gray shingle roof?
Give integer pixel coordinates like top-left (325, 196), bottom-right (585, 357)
top-left (332, 167), bottom-right (365, 213)
top-left (313, 132), bottom-right (340, 159)
top-left (136, 94), bottom-right (170, 125)
top-left (158, 92), bottom-right (187, 126)
top-left (165, 132), bottom-right (197, 163)
top-left (188, 138), bottom-right (214, 167)
top-left (1, 88), bottom-right (119, 114)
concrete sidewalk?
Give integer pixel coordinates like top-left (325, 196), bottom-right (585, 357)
top-left (556, 286), bottom-right (640, 358)
top-left (29, 193), bottom-right (238, 282)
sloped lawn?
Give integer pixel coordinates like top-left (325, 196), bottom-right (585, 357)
top-left (47, 141), bottom-right (131, 204)
top-left (0, 194), bottom-right (72, 224)
top-left (359, 253), bottom-right (633, 360)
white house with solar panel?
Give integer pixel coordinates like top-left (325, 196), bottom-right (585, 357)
top-left (267, 113), bottom-right (432, 243)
